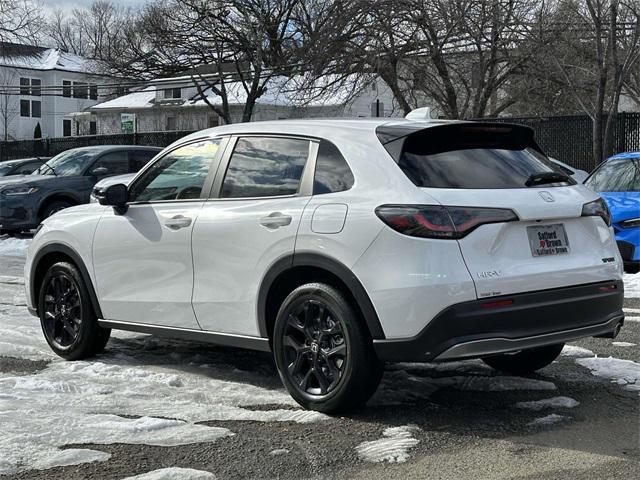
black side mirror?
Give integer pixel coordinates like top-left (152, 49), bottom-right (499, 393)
top-left (100, 183), bottom-right (129, 214)
top-left (91, 166), bottom-right (109, 177)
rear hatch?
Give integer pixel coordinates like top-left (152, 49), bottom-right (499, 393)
top-left (378, 122), bottom-right (620, 299)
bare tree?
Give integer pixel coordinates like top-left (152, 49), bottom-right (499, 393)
top-left (0, 0), bottom-right (42, 44)
top-left (0, 69), bottom-right (18, 141)
top-left (45, 1), bottom-right (135, 60)
top-left (545, 0), bottom-right (640, 162)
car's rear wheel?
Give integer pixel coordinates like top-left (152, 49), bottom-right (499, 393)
top-left (42, 200), bottom-right (72, 219)
top-left (273, 283), bottom-right (383, 413)
top-left (39, 261), bottom-right (110, 360)
top-left (481, 343), bottom-right (564, 375)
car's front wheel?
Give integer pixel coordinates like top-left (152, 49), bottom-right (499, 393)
top-left (273, 283), bottom-right (383, 413)
top-left (39, 261), bottom-right (110, 360)
top-left (481, 343), bottom-right (564, 375)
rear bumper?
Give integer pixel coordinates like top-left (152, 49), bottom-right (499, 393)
top-left (373, 280), bottom-right (624, 362)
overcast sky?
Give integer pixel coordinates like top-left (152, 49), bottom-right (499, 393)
top-left (42, 0), bottom-right (147, 10)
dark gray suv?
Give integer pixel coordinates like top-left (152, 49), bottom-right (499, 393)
top-left (0, 145), bottom-right (160, 233)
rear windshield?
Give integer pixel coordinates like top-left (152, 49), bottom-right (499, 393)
top-left (380, 124), bottom-right (570, 189)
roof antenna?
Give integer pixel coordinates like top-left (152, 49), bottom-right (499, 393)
top-left (405, 107), bottom-right (432, 121)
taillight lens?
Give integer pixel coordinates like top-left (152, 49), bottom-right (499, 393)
top-left (581, 198), bottom-right (611, 227)
top-left (375, 205), bottom-right (518, 239)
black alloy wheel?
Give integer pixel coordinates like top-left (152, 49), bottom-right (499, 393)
top-left (42, 272), bottom-right (82, 349)
top-left (273, 283), bottom-right (383, 413)
top-left (39, 261), bottom-right (111, 360)
top-left (282, 299), bottom-right (349, 396)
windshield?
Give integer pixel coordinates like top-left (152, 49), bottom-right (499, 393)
top-left (585, 157), bottom-right (640, 192)
top-left (33, 149), bottom-right (97, 177)
top-left (0, 162), bottom-right (16, 175)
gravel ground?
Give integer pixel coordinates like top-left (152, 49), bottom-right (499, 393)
top-left (0, 250), bottom-right (638, 480)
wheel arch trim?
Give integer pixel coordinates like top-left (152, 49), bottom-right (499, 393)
top-left (257, 253), bottom-right (385, 340)
top-left (30, 242), bottom-right (103, 318)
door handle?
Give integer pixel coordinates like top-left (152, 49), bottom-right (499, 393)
top-left (260, 212), bottom-right (292, 229)
top-left (164, 215), bottom-right (192, 230)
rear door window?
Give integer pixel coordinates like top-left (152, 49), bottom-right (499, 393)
top-left (381, 124), bottom-right (568, 189)
top-left (91, 151), bottom-right (129, 176)
top-left (585, 158), bottom-right (640, 192)
top-left (220, 137), bottom-right (310, 198)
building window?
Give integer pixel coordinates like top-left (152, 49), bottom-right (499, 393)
top-left (166, 115), bottom-right (176, 131)
top-left (62, 80), bottom-right (72, 98)
top-left (89, 121), bottom-right (97, 135)
top-left (63, 119), bottom-right (72, 137)
top-left (370, 101), bottom-right (385, 117)
top-left (31, 101), bottom-right (41, 118)
top-left (20, 100), bottom-right (30, 117)
top-left (73, 81), bottom-right (88, 99)
top-left (89, 84), bottom-right (98, 100)
top-left (20, 77), bottom-right (30, 95)
top-left (164, 88), bottom-right (182, 99)
top-left (31, 79), bottom-right (41, 96)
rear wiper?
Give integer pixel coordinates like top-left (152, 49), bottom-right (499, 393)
top-left (525, 171), bottom-right (570, 187)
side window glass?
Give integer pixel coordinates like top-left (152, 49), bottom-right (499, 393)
top-left (129, 150), bottom-right (158, 172)
top-left (16, 162), bottom-right (40, 175)
top-left (221, 137), bottom-right (309, 198)
top-left (313, 140), bottom-right (354, 194)
top-left (129, 139), bottom-right (220, 202)
top-left (91, 152), bottom-right (129, 176)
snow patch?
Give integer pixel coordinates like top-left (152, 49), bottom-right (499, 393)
top-left (0, 236), bottom-right (31, 257)
top-left (624, 307), bottom-right (640, 314)
top-left (121, 468), bottom-right (217, 480)
top-left (527, 414), bottom-right (568, 426)
top-left (576, 356), bottom-right (640, 391)
top-left (624, 273), bottom-right (640, 298)
top-left (0, 293), bottom-right (328, 475)
top-left (405, 372), bottom-right (557, 392)
top-left (515, 396), bottom-right (579, 411)
top-left (269, 448), bottom-right (289, 456)
top-left (624, 316), bottom-right (640, 323)
top-left (356, 426), bottom-right (420, 463)
top-left (561, 345), bottom-right (594, 357)
top-left (612, 341), bottom-right (636, 347)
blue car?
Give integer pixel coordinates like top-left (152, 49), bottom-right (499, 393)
top-left (584, 152), bottom-right (640, 272)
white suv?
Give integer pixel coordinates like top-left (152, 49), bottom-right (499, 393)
top-left (25, 119), bottom-right (625, 412)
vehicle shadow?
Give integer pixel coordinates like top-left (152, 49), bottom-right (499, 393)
top-left (102, 332), bottom-right (639, 461)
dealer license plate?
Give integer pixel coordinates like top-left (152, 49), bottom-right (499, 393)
top-left (527, 224), bottom-right (570, 256)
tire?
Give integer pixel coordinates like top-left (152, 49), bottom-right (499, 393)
top-left (38, 261), bottom-right (111, 360)
top-left (481, 343), bottom-right (564, 375)
top-left (42, 200), bottom-right (72, 219)
top-left (273, 283), bottom-right (383, 413)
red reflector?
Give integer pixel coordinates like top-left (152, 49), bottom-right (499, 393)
top-left (481, 299), bottom-right (514, 309)
top-left (598, 284), bottom-right (617, 292)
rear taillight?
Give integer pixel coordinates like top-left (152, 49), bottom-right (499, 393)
top-left (581, 198), bottom-right (611, 227)
top-left (375, 205), bottom-right (518, 239)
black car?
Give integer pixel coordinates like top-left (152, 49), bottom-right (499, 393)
top-left (0, 145), bottom-right (161, 233)
top-left (0, 157), bottom-right (48, 177)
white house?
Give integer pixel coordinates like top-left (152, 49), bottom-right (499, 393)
top-left (0, 42), bottom-right (119, 141)
top-left (85, 74), bottom-right (402, 135)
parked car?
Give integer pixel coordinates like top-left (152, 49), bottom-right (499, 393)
top-left (0, 145), bottom-right (161, 233)
top-left (90, 173), bottom-right (136, 203)
top-left (549, 157), bottom-right (589, 183)
top-left (0, 157), bottom-right (48, 177)
top-left (26, 119), bottom-right (624, 413)
top-left (584, 152), bottom-right (640, 272)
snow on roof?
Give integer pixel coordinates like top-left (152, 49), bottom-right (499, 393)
top-left (89, 74), bottom-right (369, 111)
top-left (0, 44), bottom-right (102, 74)
top-left (90, 86), bottom-right (157, 110)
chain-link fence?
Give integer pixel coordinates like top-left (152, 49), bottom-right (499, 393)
top-left (483, 112), bottom-right (640, 173)
top-left (0, 130), bottom-right (195, 162)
